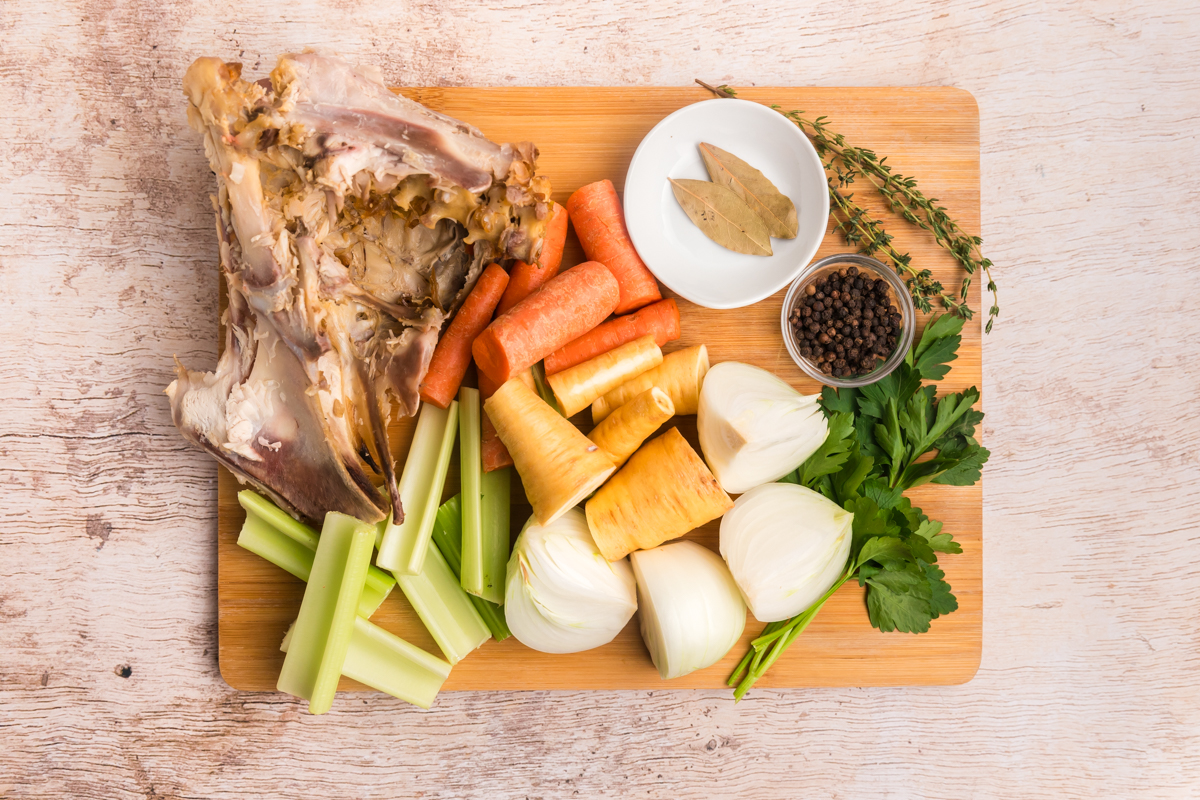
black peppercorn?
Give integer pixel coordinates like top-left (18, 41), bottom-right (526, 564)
top-left (790, 267), bottom-right (902, 379)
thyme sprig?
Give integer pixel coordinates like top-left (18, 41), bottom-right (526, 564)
top-left (695, 80), bottom-right (998, 332)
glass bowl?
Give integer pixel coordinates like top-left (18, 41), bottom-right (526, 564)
top-left (780, 253), bottom-right (916, 389)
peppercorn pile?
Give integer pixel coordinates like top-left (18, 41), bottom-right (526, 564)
top-left (789, 266), bottom-right (901, 378)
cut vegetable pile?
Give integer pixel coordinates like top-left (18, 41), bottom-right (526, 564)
top-left (175, 55), bottom-right (987, 710)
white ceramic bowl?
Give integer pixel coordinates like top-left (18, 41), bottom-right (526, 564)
top-left (622, 98), bottom-right (829, 310)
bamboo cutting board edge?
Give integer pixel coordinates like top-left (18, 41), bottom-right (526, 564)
top-left (216, 86), bottom-right (983, 692)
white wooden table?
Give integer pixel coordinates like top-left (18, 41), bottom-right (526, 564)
top-left (1, 2), bottom-right (1197, 797)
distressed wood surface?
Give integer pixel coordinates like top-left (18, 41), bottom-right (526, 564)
top-left (1, 1), bottom-right (1198, 798)
top-left (217, 85), bottom-right (984, 691)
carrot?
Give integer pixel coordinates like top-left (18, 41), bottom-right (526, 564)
top-left (481, 413), bottom-right (513, 473)
top-left (566, 180), bottom-right (662, 314)
top-left (543, 298), bottom-right (681, 375)
top-left (477, 366), bottom-right (514, 473)
top-left (418, 263), bottom-right (510, 409)
top-left (495, 203), bottom-right (569, 316)
top-left (472, 261), bottom-right (620, 384)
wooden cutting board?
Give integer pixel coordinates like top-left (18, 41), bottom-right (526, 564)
top-left (217, 86), bottom-right (983, 692)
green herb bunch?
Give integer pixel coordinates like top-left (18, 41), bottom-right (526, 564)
top-left (696, 80), bottom-right (999, 333)
top-left (727, 316), bottom-right (989, 700)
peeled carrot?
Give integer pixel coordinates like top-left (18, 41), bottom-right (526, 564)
top-left (544, 298), bottom-right (681, 375)
top-left (566, 180), bottom-right (662, 315)
top-left (472, 261), bottom-right (620, 384)
top-left (495, 204), bottom-right (569, 316)
top-left (418, 263), bottom-right (510, 409)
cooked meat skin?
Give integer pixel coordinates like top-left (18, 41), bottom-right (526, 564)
top-left (168, 53), bottom-right (550, 524)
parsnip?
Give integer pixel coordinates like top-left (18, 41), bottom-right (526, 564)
top-left (516, 367), bottom-right (538, 393)
top-left (485, 378), bottom-right (615, 526)
top-left (591, 345), bottom-right (709, 425)
top-left (587, 387), bottom-right (674, 468)
top-left (585, 427), bottom-right (733, 561)
top-left (548, 335), bottom-right (663, 417)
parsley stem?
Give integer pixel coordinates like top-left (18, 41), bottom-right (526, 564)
top-left (750, 623), bottom-right (791, 650)
top-left (731, 569), bottom-right (855, 701)
top-left (726, 648), bottom-right (756, 688)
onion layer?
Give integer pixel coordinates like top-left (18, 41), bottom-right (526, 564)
top-left (719, 483), bottom-right (853, 622)
top-left (631, 541), bottom-right (746, 680)
top-left (504, 508), bottom-right (637, 654)
top-left (697, 361), bottom-right (828, 494)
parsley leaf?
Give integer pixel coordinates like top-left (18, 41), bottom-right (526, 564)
top-left (820, 385), bottom-right (857, 414)
top-left (931, 443), bottom-right (991, 486)
top-left (911, 314), bottom-right (964, 381)
top-left (858, 477), bottom-right (900, 509)
top-left (864, 567), bottom-right (934, 633)
top-left (923, 561), bottom-right (959, 619)
top-left (790, 412), bottom-right (856, 486)
top-left (912, 519), bottom-right (962, 555)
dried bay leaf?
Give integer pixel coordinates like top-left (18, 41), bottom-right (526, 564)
top-left (699, 142), bottom-right (798, 239)
top-left (669, 178), bottom-right (773, 256)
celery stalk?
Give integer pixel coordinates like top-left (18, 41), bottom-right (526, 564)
top-left (432, 495), bottom-right (511, 641)
top-left (237, 490), bottom-right (394, 618)
top-left (478, 467), bottom-right (511, 604)
top-left (395, 543), bottom-right (490, 664)
top-left (277, 512), bottom-right (376, 715)
top-left (458, 387), bottom-right (485, 597)
top-left (281, 617), bottom-right (451, 709)
top-left (377, 400), bottom-right (459, 576)
top-left (459, 386), bottom-right (511, 604)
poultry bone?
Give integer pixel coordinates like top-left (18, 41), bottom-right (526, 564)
top-left (166, 53), bottom-right (551, 524)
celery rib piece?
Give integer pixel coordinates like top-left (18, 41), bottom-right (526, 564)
top-left (277, 512), bottom-right (376, 715)
top-left (458, 387), bottom-right (487, 599)
top-left (479, 467), bottom-right (511, 604)
top-left (282, 617), bottom-right (451, 709)
top-left (432, 495), bottom-right (511, 641)
top-left (237, 490), bottom-right (394, 618)
top-left (395, 543), bottom-right (490, 664)
top-left (459, 388), bottom-right (510, 604)
top-left (377, 400), bottom-right (459, 576)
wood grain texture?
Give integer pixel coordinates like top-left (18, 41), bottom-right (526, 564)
top-left (216, 86), bottom-right (984, 691)
top-left (2, 1), bottom-right (1198, 798)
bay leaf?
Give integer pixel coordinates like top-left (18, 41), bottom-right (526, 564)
top-left (669, 178), bottom-right (773, 256)
top-left (699, 142), bottom-right (799, 239)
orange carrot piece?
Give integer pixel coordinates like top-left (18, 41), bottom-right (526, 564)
top-left (566, 180), bottom-right (662, 315)
top-left (478, 371), bottom-right (501, 399)
top-left (472, 261), bottom-right (620, 384)
top-left (544, 298), bottom-right (681, 375)
top-left (478, 372), bottom-right (514, 472)
top-left (495, 260), bottom-right (551, 318)
top-left (418, 263), bottom-right (510, 409)
top-left (495, 203), bottom-right (569, 316)
top-left (481, 412), bottom-right (513, 472)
